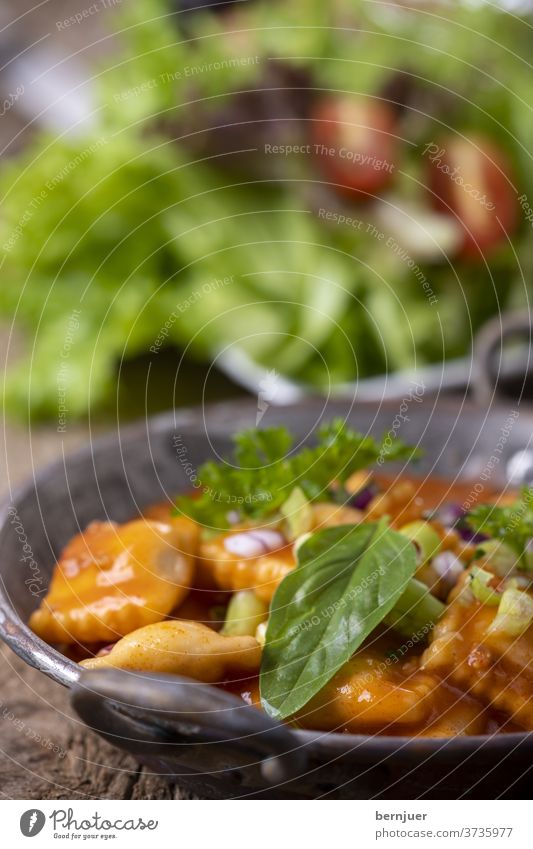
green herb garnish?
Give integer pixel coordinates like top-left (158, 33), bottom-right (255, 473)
top-left (259, 522), bottom-right (419, 720)
top-left (176, 419), bottom-right (418, 527)
top-left (466, 488), bottom-right (533, 570)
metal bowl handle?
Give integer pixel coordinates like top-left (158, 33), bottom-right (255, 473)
top-left (71, 669), bottom-right (307, 785)
top-left (473, 309), bottom-right (531, 405)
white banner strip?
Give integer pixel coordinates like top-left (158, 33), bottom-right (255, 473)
top-left (2, 799), bottom-right (529, 848)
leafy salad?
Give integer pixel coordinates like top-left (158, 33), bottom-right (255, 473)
top-left (1, 0), bottom-right (532, 418)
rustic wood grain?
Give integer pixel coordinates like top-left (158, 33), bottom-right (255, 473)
top-left (0, 646), bottom-right (192, 800)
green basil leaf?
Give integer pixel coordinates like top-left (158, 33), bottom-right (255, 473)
top-left (260, 522), bottom-right (417, 720)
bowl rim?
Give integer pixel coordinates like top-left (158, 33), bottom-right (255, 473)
top-left (1, 398), bottom-right (532, 756)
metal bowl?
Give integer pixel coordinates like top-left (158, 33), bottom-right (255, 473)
top-left (0, 397), bottom-right (532, 799)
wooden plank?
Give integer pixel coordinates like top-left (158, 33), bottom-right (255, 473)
top-left (0, 646), bottom-right (194, 799)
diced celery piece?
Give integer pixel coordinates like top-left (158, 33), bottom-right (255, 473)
top-left (221, 590), bottom-right (268, 637)
top-left (384, 577), bottom-right (445, 638)
top-left (477, 540), bottom-right (519, 577)
top-left (489, 587), bottom-right (533, 637)
top-left (470, 566), bottom-right (501, 606)
top-left (399, 521), bottom-right (441, 563)
top-left (281, 486), bottom-right (313, 541)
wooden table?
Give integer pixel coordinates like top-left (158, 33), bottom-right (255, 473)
top-left (0, 421), bottom-right (190, 800)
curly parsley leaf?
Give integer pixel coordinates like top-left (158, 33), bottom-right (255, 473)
top-left (466, 488), bottom-right (533, 569)
top-left (175, 419), bottom-right (420, 527)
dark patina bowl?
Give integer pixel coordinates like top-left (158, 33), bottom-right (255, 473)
top-left (0, 397), bottom-right (532, 799)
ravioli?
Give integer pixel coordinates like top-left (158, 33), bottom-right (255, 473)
top-left (82, 619), bottom-right (261, 681)
top-left (198, 502), bottom-right (362, 602)
top-left (422, 570), bottom-right (533, 730)
top-left (29, 517), bottom-right (198, 644)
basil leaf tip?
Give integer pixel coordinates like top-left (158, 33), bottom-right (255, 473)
top-left (259, 522), bottom-right (417, 720)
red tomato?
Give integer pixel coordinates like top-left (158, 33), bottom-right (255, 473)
top-left (311, 96), bottom-right (397, 197)
top-left (425, 135), bottom-right (518, 258)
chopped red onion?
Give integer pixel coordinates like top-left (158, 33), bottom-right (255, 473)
top-left (224, 534), bottom-right (266, 557)
top-left (96, 644), bottom-right (114, 657)
top-left (433, 502), bottom-right (488, 543)
top-left (249, 529), bottom-right (285, 550)
top-left (434, 502), bottom-right (465, 527)
top-left (349, 485), bottom-right (376, 510)
top-left (456, 525), bottom-right (488, 543)
top-left (224, 529), bottom-right (285, 557)
top-left (432, 551), bottom-right (464, 590)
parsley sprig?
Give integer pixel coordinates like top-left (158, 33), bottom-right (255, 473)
top-left (467, 488), bottom-right (533, 569)
top-left (176, 419), bottom-right (419, 527)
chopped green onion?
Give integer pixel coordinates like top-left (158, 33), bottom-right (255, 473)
top-left (399, 521), bottom-right (441, 564)
top-left (470, 566), bottom-right (501, 606)
top-left (489, 587), bottom-right (533, 637)
top-left (220, 590), bottom-right (268, 637)
top-left (384, 577), bottom-right (445, 638)
top-left (280, 486), bottom-right (313, 541)
top-left (476, 540), bottom-right (518, 577)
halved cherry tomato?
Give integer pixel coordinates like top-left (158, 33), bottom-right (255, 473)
top-left (425, 134), bottom-right (518, 258)
top-left (311, 96), bottom-right (397, 197)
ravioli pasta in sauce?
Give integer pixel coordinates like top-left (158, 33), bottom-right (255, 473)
top-left (30, 471), bottom-right (533, 737)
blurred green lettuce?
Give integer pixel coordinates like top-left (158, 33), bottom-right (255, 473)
top-left (0, 0), bottom-right (531, 418)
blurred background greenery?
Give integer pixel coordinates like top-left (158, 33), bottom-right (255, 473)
top-left (0, 0), bottom-right (532, 421)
